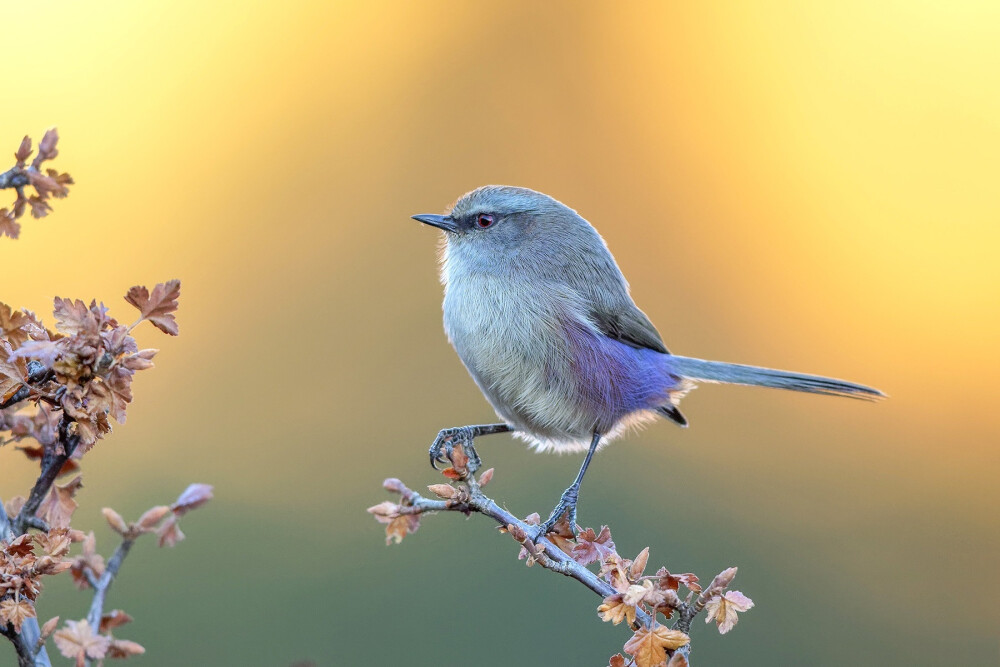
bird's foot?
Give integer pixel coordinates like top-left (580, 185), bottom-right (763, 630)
top-left (537, 485), bottom-right (580, 539)
top-left (428, 426), bottom-right (481, 474)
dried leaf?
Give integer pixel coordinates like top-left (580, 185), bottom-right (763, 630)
top-left (704, 590), bottom-right (754, 634)
top-left (571, 525), bottom-right (616, 566)
top-left (599, 553), bottom-right (632, 593)
top-left (171, 483), bottom-right (213, 515)
top-left (597, 593), bottom-right (636, 626)
top-left (0, 210), bottom-right (20, 239)
top-left (630, 547), bottom-right (649, 580)
top-left (124, 280), bottom-right (181, 335)
top-left (99, 609), bottom-right (133, 633)
top-left (667, 652), bottom-right (689, 667)
top-left (106, 638), bottom-right (145, 658)
top-left (608, 655), bottom-right (626, 667)
top-left (155, 515), bottom-right (185, 548)
top-left (0, 598), bottom-right (36, 633)
top-left (70, 532), bottom-right (104, 589)
top-left (655, 568), bottom-right (701, 594)
top-left (624, 624), bottom-right (690, 667)
top-left (450, 443), bottom-right (469, 472)
top-left (385, 514), bottom-right (419, 545)
top-left (37, 475), bottom-right (83, 529)
top-left (53, 619), bottom-right (110, 666)
top-left (15, 136), bottom-right (32, 164)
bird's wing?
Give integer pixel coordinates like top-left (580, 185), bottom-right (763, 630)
top-left (589, 302), bottom-right (669, 354)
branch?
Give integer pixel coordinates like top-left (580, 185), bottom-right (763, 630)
top-left (372, 446), bottom-right (754, 667)
top-left (394, 476), bottom-right (654, 626)
top-left (0, 362), bottom-right (55, 410)
top-left (85, 537), bottom-right (136, 640)
top-left (13, 414), bottom-right (78, 536)
top-left (0, 500), bottom-right (53, 667)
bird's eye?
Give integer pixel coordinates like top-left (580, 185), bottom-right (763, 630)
top-left (476, 213), bottom-right (495, 229)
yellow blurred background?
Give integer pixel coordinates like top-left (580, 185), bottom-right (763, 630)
top-left (1, 1), bottom-right (997, 664)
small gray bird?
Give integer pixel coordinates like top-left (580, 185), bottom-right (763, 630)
top-left (413, 185), bottom-right (882, 536)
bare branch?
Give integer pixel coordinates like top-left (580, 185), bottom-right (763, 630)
top-left (85, 538), bottom-right (136, 636)
top-left (13, 415), bottom-right (79, 536)
top-left (379, 473), bottom-right (654, 626)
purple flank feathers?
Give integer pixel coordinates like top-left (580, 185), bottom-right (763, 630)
top-left (564, 320), bottom-right (676, 433)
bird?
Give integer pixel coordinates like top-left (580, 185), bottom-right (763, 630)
top-left (412, 185), bottom-right (883, 537)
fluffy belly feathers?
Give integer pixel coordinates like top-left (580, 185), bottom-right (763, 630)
top-left (443, 273), bottom-right (671, 453)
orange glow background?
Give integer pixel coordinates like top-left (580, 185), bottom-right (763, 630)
top-left (1, 2), bottom-right (997, 664)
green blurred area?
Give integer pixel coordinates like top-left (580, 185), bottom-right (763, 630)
top-left (2, 1), bottom-right (998, 665)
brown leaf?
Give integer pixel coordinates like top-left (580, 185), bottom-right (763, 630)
top-left (667, 652), bottom-right (689, 667)
top-left (124, 280), bottom-right (181, 335)
top-left (0, 598), bottom-right (36, 633)
top-left (5, 533), bottom-right (36, 557)
top-left (37, 475), bottom-right (83, 529)
top-left (571, 525), bottom-right (616, 566)
top-left (70, 532), bottom-right (104, 589)
top-left (171, 483), bottom-right (213, 515)
top-left (385, 514), bottom-right (419, 545)
top-left (106, 638), bottom-right (145, 658)
top-left (53, 619), bottom-right (110, 666)
top-left (608, 655), bottom-right (627, 667)
top-left (440, 467), bottom-right (462, 480)
top-left (0, 209), bottom-right (20, 239)
top-left (630, 547), bottom-right (649, 580)
top-left (155, 515), bottom-right (185, 548)
top-left (704, 590), bottom-right (754, 634)
top-left (99, 609), bottom-right (133, 633)
top-left (0, 302), bottom-right (31, 348)
top-left (36, 528), bottom-right (73, 557)
top-left (15, 135), bottom-right (32, 164)
top-left (450, 443), bottom-right (469, 474)
top-left (655, 568), bottom-right (701, 594)
top-left (624, 624), bottom-right (690, 667)
top-left (597, 593), bottom-right (636, 626)
top-left (598, 553), bottom-right (632, 593)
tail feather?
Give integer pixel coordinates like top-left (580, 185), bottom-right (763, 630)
top-left (668, 355), bottom-right (885, 401)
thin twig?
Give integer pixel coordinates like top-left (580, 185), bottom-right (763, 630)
top-left (82, 538), bottom-right (135, 667)
top-left (85, 539), bottom-right (136, 629)
top-left (13, 414), bottom-right (78, 536)
top-left (387, 476), bottom-right (654, 629)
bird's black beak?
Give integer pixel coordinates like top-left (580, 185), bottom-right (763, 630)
top-left (411, 213), bottom-right (458, 233)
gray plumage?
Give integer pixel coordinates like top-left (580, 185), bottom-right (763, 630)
top-left (416, 185), bottom-right (883, 455)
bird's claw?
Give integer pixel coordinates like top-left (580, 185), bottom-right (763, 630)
top-left (428, 427), bottom-right (481, 473)
top-left (537, 486), bottom-right (580, 539)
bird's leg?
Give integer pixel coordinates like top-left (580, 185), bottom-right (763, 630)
top-left (538, 432), bottom-right (602, 538)
top-left (429, 423), bottom-right (511, 474)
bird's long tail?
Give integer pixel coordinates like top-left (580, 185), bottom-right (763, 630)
top-left (668, 355), bottom-right (885, 401)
